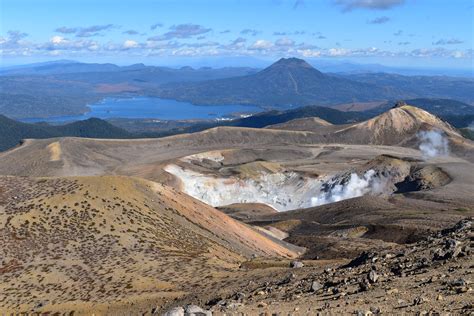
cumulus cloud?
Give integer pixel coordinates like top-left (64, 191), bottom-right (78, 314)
top-left (433, 38), bottom-right (464, 45)
top-left (145, 40), bottom-right (183, 50)
top-left (220, 30), bottom-right (231, 34)
top-left (232, 37), bottom-right (246, 44)
top-left (297, 42), bottom-right (320, 50)
top-left (51, 35), bottom-right (66, 44)
top-left (186, 41), bottom-right (219, 48)
top-left (241, 29), bottom-right (260, 36)
top-left (249, 39), bottom-right (273, 50)
top-left (39, 36), bottom-right (100, 52)
top-left (150, 22), bottom-right (163, 30)
top-left (298, 49), bottom-right (321, 57)
top-left (275, 37), bottom-right (295, 47)
top-left (220, 37), bottom-right (246, 51)
top-left (451, 50), bottom-right (468, 58)
top-left (123, 39), bottom-right (139, 49)
top-left (55, 24), bottom-right (117, 37)
top-left (328, 47), bottom-right (350, 56)
top-left (148, 23), bottom-right (211, 41)
top-left (393, 30), bottom-right (403, 36)
top-left (2, 25), bottom-right (472, 61)
top-left (55, 26), bottom-right (78, 34)
top-left (297, 45), bottom-right (449, 59)
top-left (368, 16), bottom-right (390, 24)
top-left (77, 24), bottom-right (117, 37)
top-left (8, 30), bottom-right (28, 41)
top-left (274, 31), bottom-right (306, 36)
top-left (333, 0), bottom-right (405, 11)
top-left (0, 30), bottom-right (29, 50)
top-left (409, 47), bottom-right (471, 59)
top-left (122, 29), bottom-right (139, 35)
top-left (169, 46), bottom-right (220, 57)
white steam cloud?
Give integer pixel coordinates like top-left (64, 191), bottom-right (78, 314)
top-left (164, 164), bottom-right (322, 211)
top-left (166, 165), bottom-right (391, 212)
top-left (417, 129), bottom-right (449, 158)
top-left (311, 169), bottom-right (387, 206)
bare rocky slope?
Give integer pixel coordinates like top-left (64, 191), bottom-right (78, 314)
top-left (0, 104), bottom-right (473, 314)
top-left (189, 218), bottom-right (473, 315)
top-left (265, 116), bottom-right (333, 131)
top-left (0, 175), bottom-right (298, 313)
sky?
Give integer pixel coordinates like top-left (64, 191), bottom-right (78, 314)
top-left (0, 0), bottom-right (473, 69)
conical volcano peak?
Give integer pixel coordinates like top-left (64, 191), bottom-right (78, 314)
top-left (260, 57), bottom-right (324, 78)
top-left (270, 57), bottom-right (315, 69)
top-left (356, 104), bottom-right (460, 138)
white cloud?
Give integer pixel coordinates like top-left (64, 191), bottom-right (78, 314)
top-left (150, 22), bottom-right (163, 30)
top-left (433, 38), bottom-right (464, 45)
top-left (123, 39), bottom-right (139, 49)
top-left (249, 39), bottom-right (273, 50)
top-left (2, 26), bottom-right (472, 63)
top-left (298, 49), bottom-right (321, 57)
top-left (51, 36), bottom-right (66, 44)
top-left (328, 47), bottom-right (349, 56)
top-left (275, 37), bottom-right (295, 47)
top-left (451, 50), bottom-right (466, 58)
top-left (55, 24), bottom-right (117, 37)
top-left (241, 29), bottom-right (260, 36)
top-left (149, 24), bottom-right (211, 41)
top-left (333, 0), bottom-right (405, 12)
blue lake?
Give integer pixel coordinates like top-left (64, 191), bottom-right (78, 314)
top-left (20, 97), bottom-right (264, 123)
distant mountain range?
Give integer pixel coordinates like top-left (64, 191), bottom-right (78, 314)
top-left (0, 60), bottom-right (259, 78)
top-left (8, 57), bottom-right (470, 77)
top-left (307, 59), bottom-right (474, 77)
top-left (367, 98), bottom-right (474, 117)
top-left (155, 58), bottom-right (403, 107)
top-left (154, 58), bottom-right (474, 107)
top-left (336, 73), bottom-right (474, 104)
top-left (0, 61), bottom-right (258, 119)
top-left (1, 58), bottom-right (473, 119)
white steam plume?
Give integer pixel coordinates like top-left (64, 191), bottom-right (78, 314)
top-left (166, 165), bottom-right (392, 212)
top-left (417, 129), bottom-right (449, 158)
top-left (311, 169), bottom-right (387, 206)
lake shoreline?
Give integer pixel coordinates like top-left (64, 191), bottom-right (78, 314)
top-left (19, 96), bottom-right (264, 124)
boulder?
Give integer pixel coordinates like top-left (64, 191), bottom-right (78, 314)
top-left (290, 260), bottom-right (304, 268)
top-left (311, 280), bottom-right (323, 292)
top-left (184, 305), bottom-right (212, 316)
top-left (163, 306), bottom-right (185, 316)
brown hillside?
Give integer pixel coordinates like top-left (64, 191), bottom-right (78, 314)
top-left (0, 175), bottom-right (297, 313)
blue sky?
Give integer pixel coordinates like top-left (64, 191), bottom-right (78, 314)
top-left (1, 0), bottom-right (473, 69)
